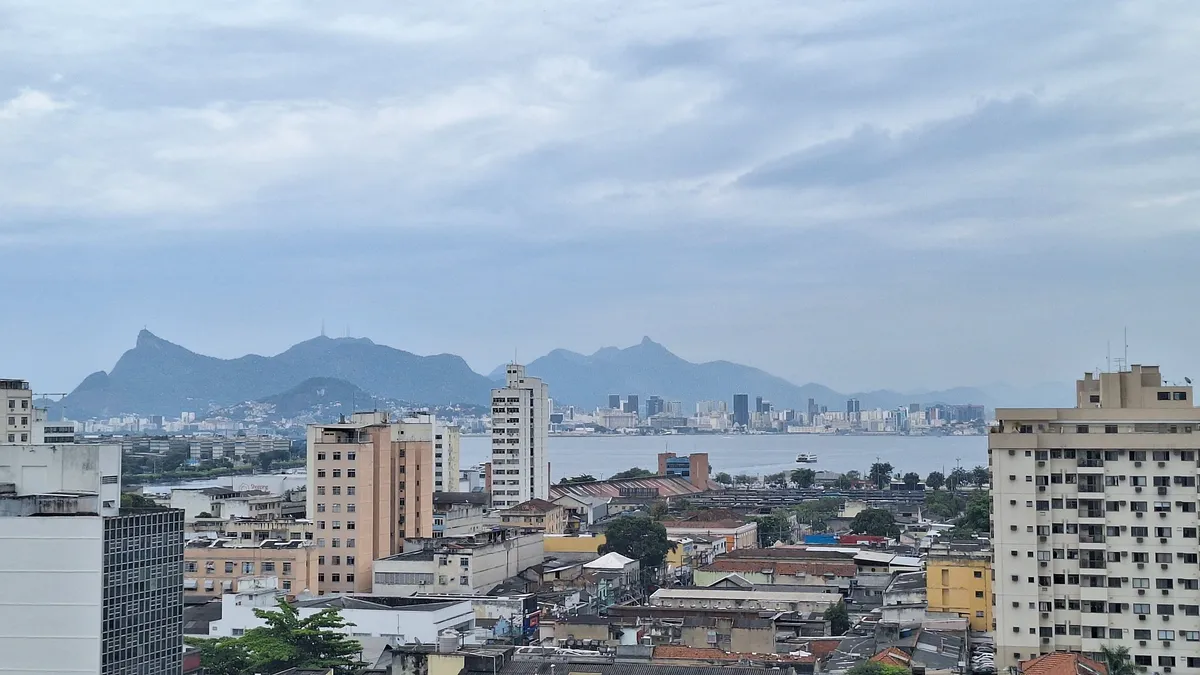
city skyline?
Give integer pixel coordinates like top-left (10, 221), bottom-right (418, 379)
top-left (5, 2), bottom-right (1200, 393)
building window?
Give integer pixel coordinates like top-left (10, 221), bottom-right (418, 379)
top-left (317, 469), bottom-right (326, 478)
top-left (317, 486), bottom-right (326, 495)
top-left (317, 504), bottom-right (326, 513)
top-left (225, 562), bottom-right (234, 573)
top-left (331, 574), bottom-right (340, 582)
top-left (346, 556), bottom-right (355, 566)
top-left (243, 562), bottom-right (254, 574)
top-left (333, 452), bottom-right (341, 460)
top-left (332, 486), bottom-right (341, 495)
top-left (347, 452), bottom-right (356, 460)
top-left (347, 504), bottom-right (356, 513)
top-left (317, 452), bottom-right (326, 460)
top-left (318, 573), bottom-right (325, 582)
top-left (261, 562), bottom-right (275, 572)
top-left (346, 573), bottom-right (355, 583)
top-left (347, 486), bottom-right (355, 496)
top-left (347, 469), bottom-right (356, 478)
top-left (332, 469), bottom-right (341, 478)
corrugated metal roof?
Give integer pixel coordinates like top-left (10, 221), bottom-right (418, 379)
top-left (549, 476), bottom-right (705, 499)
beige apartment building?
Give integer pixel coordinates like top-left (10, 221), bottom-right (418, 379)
top-left (991, 365), bottom-right (1200, 674)
top-left (1, 379), bottom-right (33, 444)
top-left (184, 539), bottom-right (320, 597)
top-left (307, 412), bottom-right (434, 594)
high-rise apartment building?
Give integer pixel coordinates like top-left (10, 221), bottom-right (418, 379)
top-left (609, 394), bottom-right (621, 410)
top-left (490, 365), bottom-right (549, 509)
top-left (435, 422), bottom-right (461, 493)
top-left (991, 365), bottom-right (1200, 673)
top-left (0, 442), bottom-right (184, 674)
top-left (306, 412), bottom-right (434, 594)
top-left (733, 394), bottom-right (750, 427)
top-left (625, 395), bottom-right (640, 418)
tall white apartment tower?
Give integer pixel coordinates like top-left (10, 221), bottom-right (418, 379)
top-left (490, 364), bottom-right (549, 508)
top-left (991, 365), bottom-right (1200, 674)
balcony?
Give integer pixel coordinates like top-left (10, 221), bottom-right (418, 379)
top-left (1077, 459), bottom-right (1104, 468)
top-left (1079, 560), bottom-right (1107, 570)
top-left (1078, 510), bottom-right (1105, 519)
top-left (1078, 534), bottom-right (1106, 544)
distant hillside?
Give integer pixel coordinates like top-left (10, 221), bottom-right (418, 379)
top-left (493, 337), bottom-right (1072, 411)
top-left (62, 330), bottom-right (494, 418)
top-left (204, 377), bottom-right (402, 422)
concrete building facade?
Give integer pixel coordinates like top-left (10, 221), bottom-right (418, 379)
top-left (490, 365), bottom-right (549, 508)
top-left (991, 365), bottom-right (1200, 673)
top-left (185, 538), bottom-right (320, 597)
top-left (373, 531), bottom-right (544, 596)
top-left (926, 541), bottom-right (992, 632)
top-left (307, 412), bottom-right (434, 595)
top-left (0, 441), bottom-right (184, 675)
top-left (0, 378), bottom-right (33, 444)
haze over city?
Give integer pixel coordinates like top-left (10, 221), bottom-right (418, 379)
top-left (5, 1), bottom-right (1200, 393)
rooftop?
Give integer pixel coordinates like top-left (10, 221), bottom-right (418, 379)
top-left (501, 498), bottom-right (561, 514)
top-left (434, 492), bottom-right (490, 507)
top-left (652, 645), bottom-right (813, 664)
top-left (549, 476), bottom-right (708, 500)
top-left (1020, 652), bottom-right (1107, 675)
top-left (699, 558), bottom-right (857, 578)
top-left (650, 588), bottom-right (839, 603)
top-left (297, 595), bottom-right (466, 613)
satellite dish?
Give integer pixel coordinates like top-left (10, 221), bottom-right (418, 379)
top-left (1186, 377), bottom-right (1193, 385)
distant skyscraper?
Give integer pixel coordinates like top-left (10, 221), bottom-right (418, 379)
top-left (490, 364), bottom-right (549, 507)
top-left (625, 395), bottom-right (640, 419)
top-left (846, 398), bottom-right (861, 415)
top-left (666, 401), bottom-right (684, 417)
top-left (733, 394), bottom-right (750, 427)
top-left (755, 396), bottom-right (764, 413)
top-left (608, 394), bottom-right (621, 410)
top-left (646, 396), bottom-right (665, 417)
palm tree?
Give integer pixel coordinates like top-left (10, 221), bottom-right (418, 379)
top-left (1101, 644), bottom-right (1143, 675)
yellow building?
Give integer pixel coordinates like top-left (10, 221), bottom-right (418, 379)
top-left (543, 533), bottom-right (606, 554)
top-left (926, 541), bottom-right (992, 631)
top-left (184, 538), bottom-right (320, 597)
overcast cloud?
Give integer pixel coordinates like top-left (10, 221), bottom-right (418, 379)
top-left (3, 0), bottom-right (1200, 394)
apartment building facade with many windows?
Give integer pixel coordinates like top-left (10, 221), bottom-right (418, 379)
top-left (991, 365), bottom-right (1200, 674)
top-left (491, 364), bottom-right (550, 508)
top-left (306, 412), bottom-right (433, 595)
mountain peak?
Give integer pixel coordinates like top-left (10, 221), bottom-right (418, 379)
top-left (136, 329), bottom-right (168, 348)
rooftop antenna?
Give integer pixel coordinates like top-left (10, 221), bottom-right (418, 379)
top-left (321, 320), bottom-right (326, 338)
top-left (1106, 340), bottom-right (1111, 373)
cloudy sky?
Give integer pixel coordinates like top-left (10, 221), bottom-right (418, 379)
top-left (4, 0), bottom-right (1200, 394)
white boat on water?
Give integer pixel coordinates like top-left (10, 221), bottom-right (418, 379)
top-left (795, 453), bottom-right (818, 463)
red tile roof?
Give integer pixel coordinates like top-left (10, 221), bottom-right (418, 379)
top-left (871, 647), bottom-right (913, 668)
top-left (1020, 652), bottom-right (1107, 675)
top-left (794, 637), bottom-right (843, 661)
top-left (700, 558), bottom-right (858, 578)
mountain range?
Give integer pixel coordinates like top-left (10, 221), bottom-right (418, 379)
top-left (489, 337), bottom-right (1070, 411)
top-left (56, 331), bottom-right (1071, 419)
top-left (60, 330), bottom-right (493, 419)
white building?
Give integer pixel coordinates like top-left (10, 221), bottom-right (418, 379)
top-left (0, 442), bottom-right (185, 674)
top-left (434, 492), bottom-right (492, 537)
top-left (648, 588), bottom-right (841, 614)
top-left (1, 378), bottom-right (33, 444)
top-left (992, 365), bottom-right (1200, 674)
top-left (490, 365), bottom-right (549, 508)
top-left (209, 577), bottom-right (475, 642)
top-left (393, 413), bottom-right (460, 493)
top-left (373, 532), bottom-right (544, 596)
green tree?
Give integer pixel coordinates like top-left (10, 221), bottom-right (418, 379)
top-left (733, 473), bottom-right (756, 486)
top-left (649, 500), bottom-right (669, 520)
top-left (1100, 645), bottom-right (1144, 675)
top-left (120, 492), bottom-right (157, 508)
top-left (184, 637), bottom-right (250, 675)
top-left (599, 517), bottom-right (676, 569)
top-left (925, 471), bottom-right (945, 491)
top-left (611, 467), bottom-right (656, 480)
top-left (901, 472), bottom-right (921, 490)
top-left (824, 600), bottom-right (851, 635)
top-left (764, 471), bottom-right (789, 488)
top-left (238, 599), bottom-right (362, 675)
top-left (793, 498), bottom-right (843, 533)
top-left (868, 462), bottom-right (894, 489)
top-left (970, 465), bottom-right (990, 487)
top-left (948, 467), bottom-right (969, 492)
top-left (196, 511), bottom-right (214, 519)
top-left (849, 508), bottom-right (900, 537)
top-left (790, 467), bottom-right (816, 488)
top-left (750, 514), bottom-right (792, 547)
top-left (833, 475), bottom-right (853, 490)
top-left (950, 491), bottom-right (990, 535)
top-left (847, 663), bottom-right (910, 675)
top-left (845, 470), bottom-right (862, 481)
top-left (713, 472), bottom-right (733, 485)
top-left (924, 491), bottom-right (966, 520)
top-left (558, 474), bottom-right (597, 484)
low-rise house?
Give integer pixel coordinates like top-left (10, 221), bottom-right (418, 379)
top-left (552, 493), bottom-right (609, 532)
top-left (433, 492), bottom-right (491, 538)
top-left (372, 531), bottom-right (544, 596)
top-left (1019, 652), bottom-right (1108, 675)
top-left (188, 516), bottom-right (315, 543)
top-left (184, 538), bottom-right (319, 596)
top-left (543, 533), bottom-right (605, 556)
top-left (497, 499), bottom-right (566, 533)
top-left (660, 519), bottom-right (758, 551)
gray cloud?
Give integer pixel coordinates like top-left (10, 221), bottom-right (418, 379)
top-left (5, 0), bottom-right (1200, 393)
